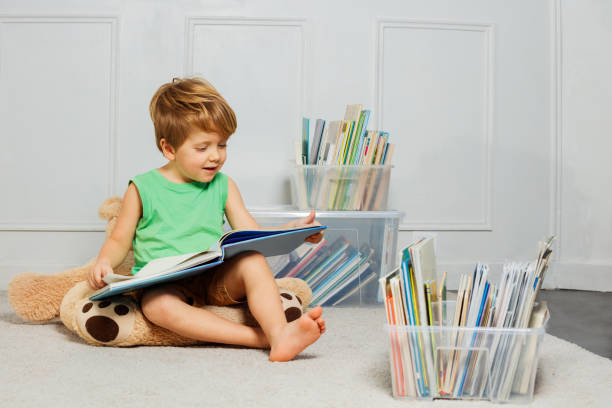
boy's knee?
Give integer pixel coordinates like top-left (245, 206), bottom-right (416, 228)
top-left (141, 290), bottom-right (179, 324)
top-left (235, 251), bottom-right (267, 269)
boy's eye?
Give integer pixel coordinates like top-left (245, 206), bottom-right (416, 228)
top-left (196, 146), bottom-right (207, 151)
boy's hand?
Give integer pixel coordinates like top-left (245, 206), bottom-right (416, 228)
top-left (294, 210), bottom-right (324, 244)
top-left (88, 259), bottom-right (112, 289)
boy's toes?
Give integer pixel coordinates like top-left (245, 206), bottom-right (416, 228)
top-left (306, 305), bottom-right (323, 320)
top-left (317, 318), bottom-right (326, 333)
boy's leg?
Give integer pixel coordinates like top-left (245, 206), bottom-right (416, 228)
top-left (216, 252), bottom-right (286, 338)
top-left (219, 251), bottom-right (326, 361)
top-left (140, 284), bottom-right (268, 348)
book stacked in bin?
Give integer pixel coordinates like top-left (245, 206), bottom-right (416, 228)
top-left (252, 209), bottom-right (403, 306)
top-left (382, 236), bottom-right (554, 403)
top-left (292, 164), bottom-right (392, 211)
top-left (268, 236), bottom-right (377, 306)
top-left (294, 104), bottom-right (394, 211)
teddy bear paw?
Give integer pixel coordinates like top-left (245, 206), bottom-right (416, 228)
top-left (76, 297), bottom-right (136, 345)
top-left (280, 289), bottom-right (303, 322)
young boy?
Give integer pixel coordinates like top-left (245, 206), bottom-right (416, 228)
top-left (88, 77), bottom-right (325, 361)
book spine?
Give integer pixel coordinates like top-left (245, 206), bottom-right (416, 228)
top-left (335, 122), bottom-right (350, 164)
top-left (311, 253), bottom-right (365, 303)
top-left (307, 241), bottom-right (355, 286)
top-left (341, 121), bottom-right (355, 165)
top-left (288, 243), bottom-right (329, 279)
top-left (308, 247), bottom-right (355, 288)
top-left (310, 119), bottom-right (325, 165)
top-left (351, 109), bottom-right (370, 164)
top-left (302, 118), bottom-right (309, 164)
top-left (348, 111), bottom-right (365, 164)
top-left (317, 262), bottom-right (371, 306)
top-left (302, 239), bottom-right (349, 283)
top-left (330, 269), bottom-right (375, 306)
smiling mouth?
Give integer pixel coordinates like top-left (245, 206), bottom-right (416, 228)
top-left (203, 166), bottom-right (217, 171)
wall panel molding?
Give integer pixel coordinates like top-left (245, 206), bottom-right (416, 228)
top-left (550, 0), bottom-right (563, 261)
top-left (185, 16), bottom-right (309, 113)
top-left (374, 19), bottom-right (494, 231)
top-left (0, 15), bottom-right (118, 232)
top-left (0, 223), bottom-right (105, 232)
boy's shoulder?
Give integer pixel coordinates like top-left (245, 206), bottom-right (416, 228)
top-left (216, 171), bottom-right (228, 183)
top-left (131, 169), bottom-right (159, 183)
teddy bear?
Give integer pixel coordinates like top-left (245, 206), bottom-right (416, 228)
top-left (8, 197), bottom-right (312, 347)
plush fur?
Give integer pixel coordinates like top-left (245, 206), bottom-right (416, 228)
top-left (8, 198), bottom-right (312, 347)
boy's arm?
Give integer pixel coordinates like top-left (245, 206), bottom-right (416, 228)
top-left (224, 176), bottom-right (323, 243)
top-left (88, 183), bottom-right (142, 288)
top-left (224, 176), bottom-right (261, 230)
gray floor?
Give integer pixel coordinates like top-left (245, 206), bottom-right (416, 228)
top-left (538, 289), bottom-right (612, 359)
top-left (2, 292), bottom-right (612, 408)
top-left (2, 289), bottom-right (612, 408)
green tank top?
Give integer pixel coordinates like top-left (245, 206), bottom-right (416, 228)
top-left (130, 169), bottom-right (228, 274)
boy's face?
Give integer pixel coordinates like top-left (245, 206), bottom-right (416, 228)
top-left (164, 129), bottom-right (228, 183)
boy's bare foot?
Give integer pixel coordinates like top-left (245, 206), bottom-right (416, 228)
top-left (269, 306), bottom-right (325, 362)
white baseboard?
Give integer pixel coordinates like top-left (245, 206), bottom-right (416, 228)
top-left (548, 261), bottom-right (612, 291)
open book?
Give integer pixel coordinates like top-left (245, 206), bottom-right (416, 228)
top-left (89, 225), bottom-right (326, 301)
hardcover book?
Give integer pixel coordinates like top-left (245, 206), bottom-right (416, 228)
top-left (90, 225), bottom-right (326, 301)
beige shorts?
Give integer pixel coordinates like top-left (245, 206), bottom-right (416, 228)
top-left (164, 266), bottom-right (245, 307)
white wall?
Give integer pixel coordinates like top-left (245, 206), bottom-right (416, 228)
top-left (555, 0), bottom-right (612, 290)
top-left (0, 0), bottom-right (610, 290)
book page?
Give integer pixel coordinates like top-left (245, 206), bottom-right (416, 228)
top-left (135, 250), bottom-right (221, 279)
top-left (102, 272), bottom-right (134, 284)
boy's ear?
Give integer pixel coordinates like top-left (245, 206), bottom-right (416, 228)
top-left (160, 138), bottom-right (176, 160)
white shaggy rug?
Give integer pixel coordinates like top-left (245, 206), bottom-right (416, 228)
top-left (1, 293), bottom-right (611, 408)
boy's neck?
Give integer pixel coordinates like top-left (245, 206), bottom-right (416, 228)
top-left (157, 163), bottom-right (192, 184)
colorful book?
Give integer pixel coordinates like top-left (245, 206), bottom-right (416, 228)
top-left (301, 118), bottom-right (310, 164)
top-left (93, 225), bottom-right (326, 300)
top-left (309, 245), bottom-right (358, 289)
top-left (311, 253), bottom-right (366, 304)
top-left (309, 119), bottom-right (326, 165)
top-left (329, 268), bottom-right (377, 306)
top-left (283, 238), bottom-right (328, 278)
top-left (301, 238), bottom-right (350, 284)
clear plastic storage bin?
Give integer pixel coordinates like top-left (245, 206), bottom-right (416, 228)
top-left (386, 301), bottom-right (549, 403)
top-left (249, 209), bottom-right (402, 306)
top-left (291, 164), bottom-right (393, 211)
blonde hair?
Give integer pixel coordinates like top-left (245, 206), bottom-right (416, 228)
top-left (149, 77), bottom-right (237, 151)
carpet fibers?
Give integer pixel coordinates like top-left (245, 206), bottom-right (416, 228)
top-left (1, 292), bottom-right (611, 407)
